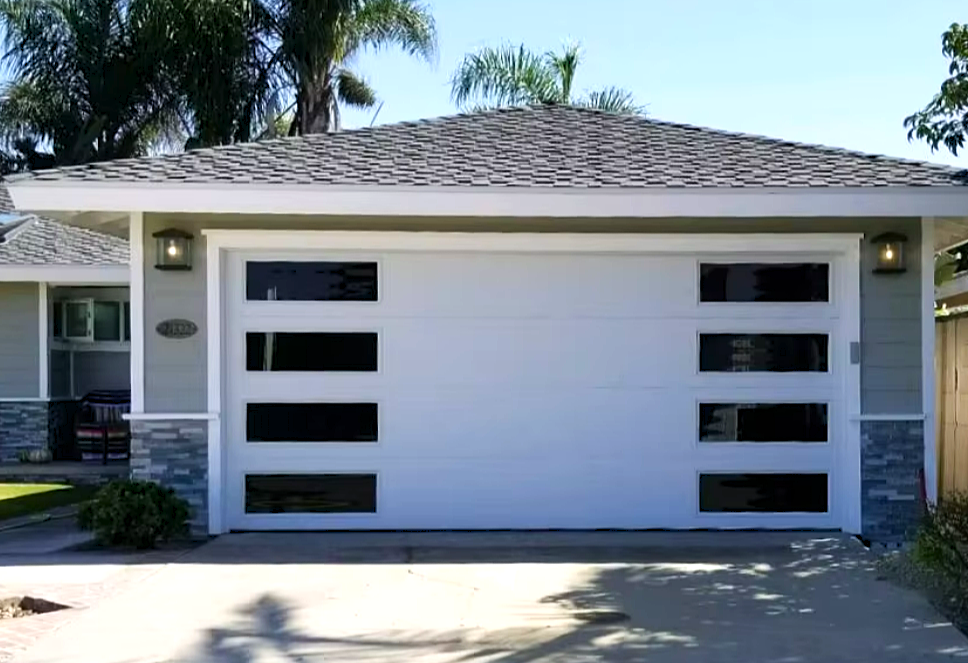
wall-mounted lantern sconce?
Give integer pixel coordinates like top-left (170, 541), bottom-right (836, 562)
top-left (153, 228), bottom-right (194, 271)
top-left (871, 232), bottom-right (908, 274)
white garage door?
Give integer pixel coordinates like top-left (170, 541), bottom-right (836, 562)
top-left (221, 239), bottom-right (852, 531)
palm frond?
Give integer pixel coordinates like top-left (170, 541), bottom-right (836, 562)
top-left (450, 44), bottom-right (559, 110)
top-left (335, 68), bottom-right (377, 108)
top-left (545, 42), bottom-right (581, 103)
top-left (576, 86), bottom-right (645, 115)
top-left (348, 0), bottom-right (437, 63)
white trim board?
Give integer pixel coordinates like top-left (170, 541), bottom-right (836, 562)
top-left (10, 182), bottom-right (968, 218)
top-left (124, 413), bottom-right (219, 421)
top-left (840, 238), bottom-right (863, 534)
top-left (206, 236), bottom-right (224, 535)
top-left (851, 414), bottom-right (927, 422)
top-left (201, 230), bottom-right (865, 254)
top-left (38, 283), bottom-right (48, 399)
top-left (922, 217), bottom-right (938, 503)
top-left (129, 212), bottom-right (145, 413)
top-left (204, 229), bottom-right (864, 535)
top-left (0, 265), bottom-right (128, 284)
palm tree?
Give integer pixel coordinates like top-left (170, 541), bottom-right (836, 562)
top-left (272, 0), bottom-right (437, 135)
top-left (0, 0), bottom-right (438, 165)
top-left (451, 42), bottom-right (643, 115)
top-left (0, 0), bottom-right (183, 166)
top-left (154, 0), bottom-right (437, 143)
top-left (146, 0), bottom-right (279, 148)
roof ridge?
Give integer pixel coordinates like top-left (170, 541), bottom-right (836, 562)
top-left (0, 215), bottom-right (35, 244)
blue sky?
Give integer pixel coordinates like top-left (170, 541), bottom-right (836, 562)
top-left (341, 0), bottom-right (966, 166)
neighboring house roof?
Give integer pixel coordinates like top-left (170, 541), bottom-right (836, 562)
top-left (10, 105), bottom-right (965, 189)
top-left (0, 184), bottom-right (128, 266)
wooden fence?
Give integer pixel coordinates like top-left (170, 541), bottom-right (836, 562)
top-left (936, 314), bottom-right (968, 495)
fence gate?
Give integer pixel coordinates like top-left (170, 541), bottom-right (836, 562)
top-left (936, 314), bottom-right (968, 495)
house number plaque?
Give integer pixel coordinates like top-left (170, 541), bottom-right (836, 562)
top-left (156, 319), bottom-right (198, 339)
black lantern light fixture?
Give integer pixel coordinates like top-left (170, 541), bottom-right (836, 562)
top-left (153, 228), bottom-right (194, 271)
top-left (871, 232), bottom-right (908, 274)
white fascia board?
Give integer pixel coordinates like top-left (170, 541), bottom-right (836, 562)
top-left (9, 181), bottom-right (968, 218)
top-left (202, 229), bottom-right (863, 255)
top-left (0, 265), bottom-right (129, 283)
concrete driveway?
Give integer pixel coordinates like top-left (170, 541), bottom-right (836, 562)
top-left (10, 532), bottom-right (968, 663)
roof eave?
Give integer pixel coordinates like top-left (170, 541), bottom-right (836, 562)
top-left (8, 180), bottom-right (968, 219)
top-left (0, 263), bottom-right (129, 283)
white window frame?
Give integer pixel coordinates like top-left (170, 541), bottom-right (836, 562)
top-left (62, 298), bottom-right (94, 342)
top-left (53, 299), bottom-right (131, 345)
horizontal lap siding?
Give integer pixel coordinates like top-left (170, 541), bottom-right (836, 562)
top-left (0, 283), bottom-right (38, 398)
top-left (142, 215), bottom-right (922, 416)
top-left (858, 218), bottom-right (922, 414)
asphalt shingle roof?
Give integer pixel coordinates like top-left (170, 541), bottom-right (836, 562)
top-left (12, 105), bottom-right (966, 189)
top-left (0, 184), bottom-right (128, 266)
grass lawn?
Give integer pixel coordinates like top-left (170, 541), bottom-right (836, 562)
top-left (0, 484), bottom-right (98, 522)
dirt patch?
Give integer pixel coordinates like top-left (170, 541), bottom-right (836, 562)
top-left (0, 596), bottom-right (70, 620)
top-left (877, 552), bottom-right (968, 636)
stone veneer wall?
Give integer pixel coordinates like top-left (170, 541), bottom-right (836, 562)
top-left (861, 420), bottom-right (925, 542)
top-left (130, 419), bottom-right (208, 534)
top-left (0, 401), bottom-right (49, 463)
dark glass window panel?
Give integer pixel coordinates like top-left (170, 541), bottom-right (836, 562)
top-left (246, 261), bottom-right (377, 301)
top-left (52, 301), bottom-right (63, 338)
top-left (247, 403), bottom-right (377, 442)
top-left (123, 302), bottom-right (131, 341)
top-left (699, 474), bottom-right (828, 512)
top-left (700, 263), bottom-right (829, 302)
top-left (245, 474), bottom-right (377, 513)
top-left (700, 403), bottom-right (827, 442)
top-left (699, 334), bottom-right (828, 372)
top-left (93, 301), bottom-right (121, 341)
top-left (246, 332), bottom-right (377, 372)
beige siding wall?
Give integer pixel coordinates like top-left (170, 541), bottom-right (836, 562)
top-left (142, 214), bottom-right (923, 415)
top-left (0, 282), bottom-right (39, 398)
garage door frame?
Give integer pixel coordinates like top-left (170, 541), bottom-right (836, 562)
top-left (203, 230), bottom-right (863, 535)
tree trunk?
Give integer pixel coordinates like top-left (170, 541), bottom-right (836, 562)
top-left (294, 71), bottom-right (334, 135)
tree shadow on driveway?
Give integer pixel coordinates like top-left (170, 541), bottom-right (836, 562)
top-left (188, 537), bottom-right (968, 663)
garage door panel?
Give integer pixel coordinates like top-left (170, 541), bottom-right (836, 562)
top-left (374, 458), bottom-right (700, 529)
top-left (381, 389), bottom-right (697, 459)
top-left (382, 253), bottom-right (699, 319)
top-left (232, 390), bottom-right (696, 459)
top-left (695, 445), bottom-right (834, 469)
top-left (380, 319), bottom-right (692, 388)
top-left (231, 460), bottom-right (834, 530)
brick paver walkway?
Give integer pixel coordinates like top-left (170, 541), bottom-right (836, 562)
top-left (0, 518), bottom-right (191, 662)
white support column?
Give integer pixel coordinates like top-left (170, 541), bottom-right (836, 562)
top-left (130, 211), bottom-right (145, 413)
top-left (206, 236), bottom-right (223, 534)
top-left (922, 217), bottom-right (938, 503)
top-left (839, 240), bottom-right (863, 534)
top-left (38, 282), bottom-right (48, 399)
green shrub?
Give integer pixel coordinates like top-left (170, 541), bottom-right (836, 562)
top-left (914, 491), bottom-right (968, 610)
top-left (77, 480), bottom-right (190, 549)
